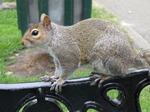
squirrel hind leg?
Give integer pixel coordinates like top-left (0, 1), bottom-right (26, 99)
top-left (90, 72), bottom-right (110, 87)
top-left (40, 75), bottom-right (57, 82)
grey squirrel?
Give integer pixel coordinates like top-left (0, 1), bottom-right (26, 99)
top-left (21, 14), bottom-right (150, 92)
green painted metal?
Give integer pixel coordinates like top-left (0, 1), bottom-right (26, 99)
top-left (38, 0), bottom-right (48, 17)
top-left (64, 0), bottom-right (74, 26)
top-left (16, 0), bottom-right (21, 30)
top-left (82, 0), bottom-right (92, 19)
top-left (16, 0), bottom-right (92, 35)
top-left (16, 0), bottom-right (28, 35)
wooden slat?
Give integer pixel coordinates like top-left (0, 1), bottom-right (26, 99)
top-left (16, 0), bottom-right (28, 35)
top-left (82, 0), bottom-right (92, 19)
top-left (16, 0), bottom-right (21, 30)
top-left (38, 0), bottom-right (48, 18)
top-left (64, 0), bottom-right (73, 25)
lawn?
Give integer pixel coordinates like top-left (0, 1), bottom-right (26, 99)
top-left (0, 10), bottom-right (39, 83)
top-left (0, 2), bottom-right (149, 112)
top-left (3, 0), bottom-right (16, 2)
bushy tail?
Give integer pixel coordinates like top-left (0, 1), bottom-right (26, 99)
top-left (137, 49), bottom-right (150, 68)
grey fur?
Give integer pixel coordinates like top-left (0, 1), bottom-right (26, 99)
top-left (21, 15), bottom-right (150, 92)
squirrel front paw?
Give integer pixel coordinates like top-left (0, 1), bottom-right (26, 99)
top-left (50, 78), bottom-right (65, 93)
top-left (40, 75), bottom-right (65, 93)
top-left (90, 72), bottom-right (110, 87)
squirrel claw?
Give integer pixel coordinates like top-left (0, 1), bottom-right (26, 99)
top-left (90, 76), bottom-right (104, 87)
top-left (90, 73), bottom-right (110, 88)
top-left (40, 76), bottom-right (64, 93)
top-left (50, 78), bottom-right (65, 93)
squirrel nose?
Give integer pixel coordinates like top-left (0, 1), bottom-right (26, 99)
top-left (20, 40), bottom-right (24, 45)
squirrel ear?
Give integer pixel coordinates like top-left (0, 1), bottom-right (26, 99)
top-left (40, 13), bottom-right (46, 21)
top-left (40, 13), bottom-right (51, 30)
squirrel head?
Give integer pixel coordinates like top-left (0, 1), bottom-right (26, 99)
top-left (21, 14), bottom-right (51, 48)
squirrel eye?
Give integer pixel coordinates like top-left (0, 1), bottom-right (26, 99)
top-left (32, 30), bottom-right (39, 36)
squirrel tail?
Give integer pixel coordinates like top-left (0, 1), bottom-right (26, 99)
top-left (136, 49), bottom-right (150, 68)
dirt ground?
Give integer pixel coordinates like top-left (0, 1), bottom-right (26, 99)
top-left (1, 2), bottom-right (55, 77)
top-left (7, 48), bottom-right (55, 77)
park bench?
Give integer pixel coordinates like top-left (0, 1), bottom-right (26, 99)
top-left (0, 69), bottom-right (149, 112)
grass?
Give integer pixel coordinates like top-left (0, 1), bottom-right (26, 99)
top-left (0, 10), bottom-right (21, 79)
top-left (0, 10), bottom-right (22, 58)
top-left (0, 3), bottom-right (149, 112)
top-left (92, 2), bottom-right (119, 25)
top-left (0, 10), bottom-right (39, 83)
top-left (140, 85), bottom-right (150, 112)
top-left (3, 0), bottom-right (16, 2)
top-left (71, 68), bottom-right (92, 78)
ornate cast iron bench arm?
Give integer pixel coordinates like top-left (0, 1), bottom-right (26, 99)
top-left (0, 69), bottom-right (149, 112)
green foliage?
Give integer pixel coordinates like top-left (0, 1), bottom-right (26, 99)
top-left (87, 109), bottom-right (99, 112)
top-left (71, 68), bottom-right (92, 78)
top-left (0, 10), bottom-right (37, 82)
top-left (107, 89), bottom-right (119, 100)
top-left (3, 0), bottom-right (16, 2)
top-left (0, 10), bottom-right (23, 59)
top-left (140, 85), bottom-right (150, 112)
top-left (92, 5), bottom-right (119, 25)
top-left (0, 73), bottom-right (39, 83)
